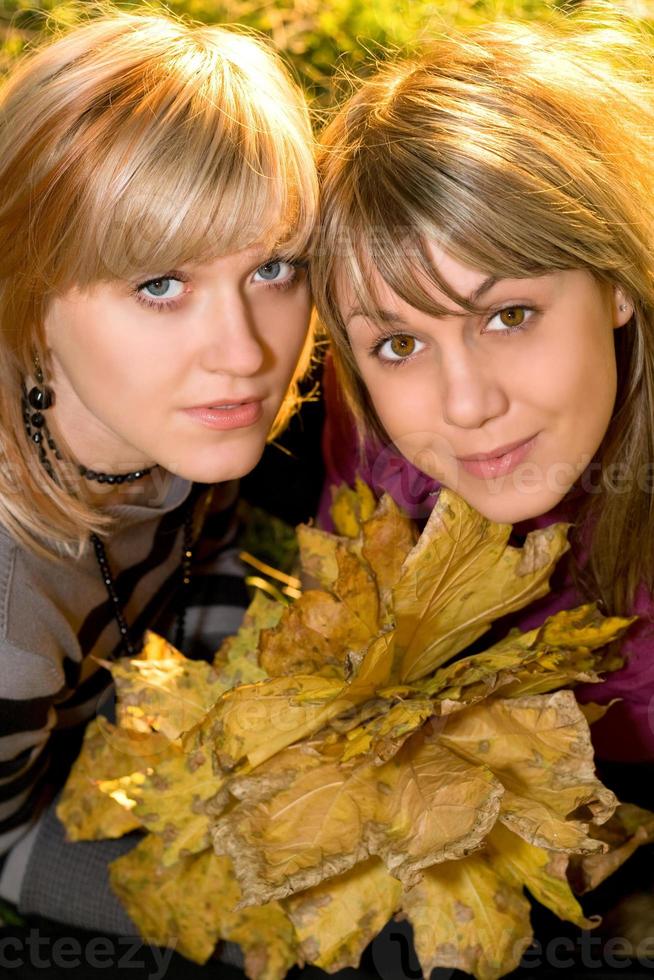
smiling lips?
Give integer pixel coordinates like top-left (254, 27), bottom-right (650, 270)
top-left (183, 399), bottom-right (263, 430)
top-left (457, 436), bottom-right (537, 462)
top-left (456, 434), bottom-right (538, 479)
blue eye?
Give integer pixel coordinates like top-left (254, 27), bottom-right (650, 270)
top-left (253, 260), bottom-right (296, 284)
top-left (140, 277), bottom-right (184, 300)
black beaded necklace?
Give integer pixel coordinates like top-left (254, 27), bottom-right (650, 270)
top-left (90, 509), bottom-right (194, 657)
top-left (22, 381), bottom-right (194, 658)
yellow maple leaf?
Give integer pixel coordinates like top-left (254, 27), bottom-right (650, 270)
top-left (437, 691), bottom-right (616, 852)
top-left (422, 604), bottom-right (633, 705)
top-left (568, 803), bottom-right (654, 894)
top-left (260, 531), bottom-right (380, 678)
top-left (360, 492), bottom-right (418, 596)
top-left (258, 587), bottom-right (374, 678)
top-left (284, 858), bottom-right (402, 971)
top-left (390, 489), bottom-right (571, 683)
top-left (109, 835), bottom-right (297, 978)
top-left (212, 743), bottom-right (374, 903)
top-left (99, 730), bottom-right (223, 866)
top-left (57, 716), bottom-right (171, 841)
top-left (220, 898), bottom-right (298, 980)
top-left (212, 725), bottom-right (504, 902)
top-left (213, 590), bottom-right (281, 686)
top-left (59, 483), bottom-right (646, 980)
top-left (369, 727), bottom-right (504, 885)
top-left (296, 525), bottom-right (342, 588)
top-left (298, 493), bottom-right (416, 601)
top-left (109, 632), bottom-right (226, 739)
top-left (484, 821), bottom-right (595, 928)
top-left (330, 478), bottom-right (376, 538)
top-left (187, 673), bottom-right (349, 776)
top-left (403, 852), bottom-right (533, 980)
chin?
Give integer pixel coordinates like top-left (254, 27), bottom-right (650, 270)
top-left (161, 442), bottom-right (267, 485)
top-left (468, 488), bottom-right (567, 526)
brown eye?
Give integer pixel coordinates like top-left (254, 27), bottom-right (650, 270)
top-left (499, 307), bottom-right (525, 327)
top-left (389, 334), bottom-right (416, 357)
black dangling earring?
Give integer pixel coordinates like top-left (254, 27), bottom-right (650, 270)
top-left (23, 354), bottom-right (57, 478)
top-left (27, 355), bottom-right (54, 415)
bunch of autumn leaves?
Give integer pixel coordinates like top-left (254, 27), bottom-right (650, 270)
top-left (58, 483), bottom-right (652, 980)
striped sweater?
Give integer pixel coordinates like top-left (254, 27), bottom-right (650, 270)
top-left (0, 474), bottom-right (249, 908)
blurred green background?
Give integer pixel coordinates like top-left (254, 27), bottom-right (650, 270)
top-left (0, 0), bottom-right (652, 105)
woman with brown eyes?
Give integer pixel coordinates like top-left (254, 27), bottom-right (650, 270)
top-left (313, 10), bottom-right (654, 965)
top-left (314, 9), bottom-right (654, 795)
top-left (0, 5), bottom-right (316, 960)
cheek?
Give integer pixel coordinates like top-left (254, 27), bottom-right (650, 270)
top-left (259, 291), bottom-right (311, 369)
top-left (364, 367), bottom-right (439, 436)
top-left (288, 301), bottom-right (312, 357)
top-left (50, 306), bottom-right (170, 408)
top-left (542, 326), bottom-right (617, 426)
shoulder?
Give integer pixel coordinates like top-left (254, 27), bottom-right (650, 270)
top-left (0, 527), bottom-right (70, 698)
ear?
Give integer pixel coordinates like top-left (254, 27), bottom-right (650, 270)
top-left (613, 286), bottom-right (634, 329)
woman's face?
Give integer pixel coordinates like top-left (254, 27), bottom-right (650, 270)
top-left (44, 246), bottom-right (311, 486)
top-left (342, 247), bottom-right (632, 524)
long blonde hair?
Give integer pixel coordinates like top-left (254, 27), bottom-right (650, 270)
top-left (313, 9), bottom-right (654, 616)
top-left (0, 6), bottom-right (317, 560)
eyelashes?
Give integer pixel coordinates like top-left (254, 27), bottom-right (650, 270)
top-left (132, 272), bottom-right (189, 313)
top-left (134, 275), bottom-right (188, 312)
top-left (369, 333), bottom-right (425, 367)
top-left (132, 259), bottom-right (306, 313)
top-left (367, 305), bottom-right (537, 366)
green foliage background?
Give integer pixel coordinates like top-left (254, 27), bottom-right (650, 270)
top-left (1, 0), bottom-right (652, 104)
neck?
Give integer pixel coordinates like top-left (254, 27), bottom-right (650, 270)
top-left (42, 358), bottom-right (155, 471)
top-left (83, 467), bottom-right (176, 509)
top-left (23, 390), bottom-right (176, 509)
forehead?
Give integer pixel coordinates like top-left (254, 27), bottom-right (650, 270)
top-left (338, 243), bottom-right (492, 327)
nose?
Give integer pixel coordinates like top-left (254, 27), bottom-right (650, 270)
top-left (197, 292), bottom-right (265, 377)
top-left (440, 345), bottom-right (509, 430)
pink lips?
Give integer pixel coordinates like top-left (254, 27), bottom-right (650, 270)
top-left (183, 400), bottom-right (263, 431)
top-left (457, 435), bottom-right (538, 479)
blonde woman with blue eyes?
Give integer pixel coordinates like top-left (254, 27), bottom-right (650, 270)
top-left (314, 12), bottom-right (654, 790)
top-left (0, 6), bottom-right (316, 948)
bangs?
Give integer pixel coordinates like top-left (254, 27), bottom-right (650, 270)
top-left (333, 139), bottom-right (609, 327)
top-left (26, 22), bottom-right (316, 290)
top-left (319, 44), bottom-right (626, 334)
top-left (70, 104), bottom-right (312, 285)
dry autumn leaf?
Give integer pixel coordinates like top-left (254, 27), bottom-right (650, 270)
top-left (109, 632), bottom-right (226, 739)
top-left (58, 483), bottom-right (648, 980)
top-left (389, 492), bottom-right (571, 683)
top-left (330, 476), bottom-right (376, 538)
top-left (109, 835), bottom-right (297, 978)
top-left (99, 729), bottom-right (224, 866)
top-left (421, 604), bottom-right (629, 705)
top-left (485, 821), bottom-right (595, 929)
top-left (56, 716), bottom-right (171, 841)
top-left (568, 803), bottom-right (654, 894)
top-left (436, 691), bottom-right (616, 852)
top-left (403, 852), bottom-right (533, 980)
top-left (212, 589), bottom-right (281, 687)
top-left (284, 858), bottom-right (402, 971)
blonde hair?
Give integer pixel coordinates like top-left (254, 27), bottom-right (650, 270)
top-left (313, 10), bottom-right (654, 616)
top-left (0, 6), bottom-right (317, 559)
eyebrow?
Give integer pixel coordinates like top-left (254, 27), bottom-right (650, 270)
top-left (345, 274), bottom-right (501, 326)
